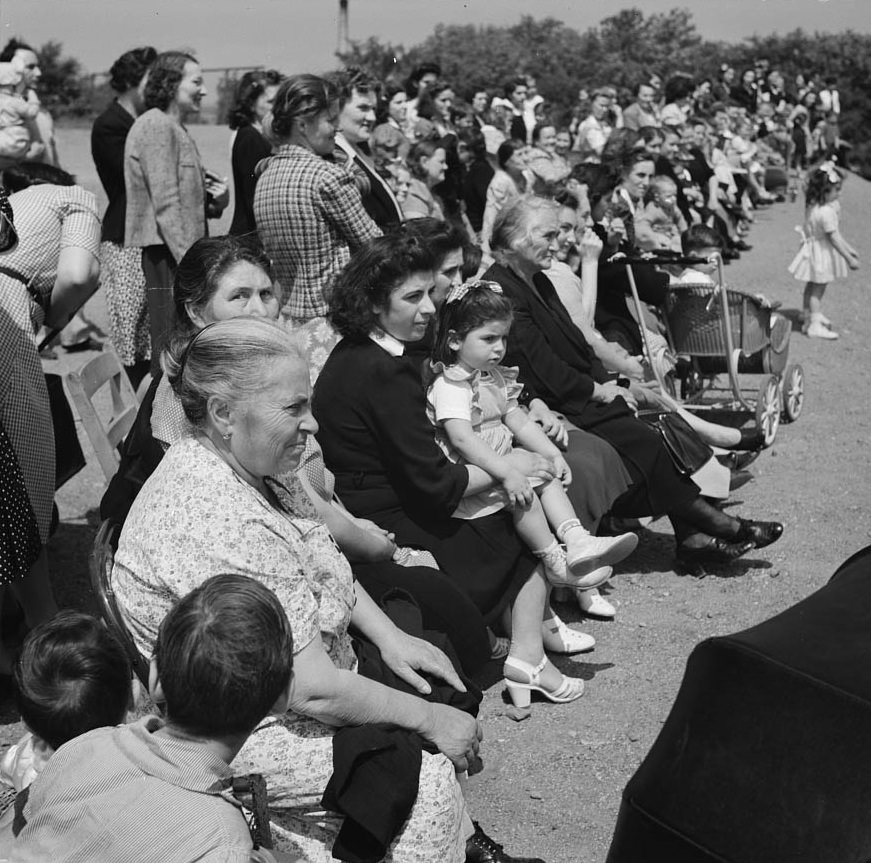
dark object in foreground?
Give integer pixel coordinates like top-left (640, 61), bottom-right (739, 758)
top-left (607, 545), bottom-right (871, 863)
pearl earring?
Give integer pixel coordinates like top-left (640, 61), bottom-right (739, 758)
top-left (222, 432), bottom-right (231, 440)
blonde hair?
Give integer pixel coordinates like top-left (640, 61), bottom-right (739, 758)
top-left (162, 317), bottom-right (305, 428)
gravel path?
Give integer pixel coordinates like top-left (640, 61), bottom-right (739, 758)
top-left (2, 138), bottom-right (870, 863)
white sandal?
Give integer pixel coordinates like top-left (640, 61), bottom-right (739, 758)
top-left (542, 613), bottom-right (595, 654)
top-left (503, 655), bottom-right (585, 707)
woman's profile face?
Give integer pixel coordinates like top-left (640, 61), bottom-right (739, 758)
top-left (432, 248), bottom-right (464, 306)
top-left (375, 271), bottom-right (436, 342)
top-left (388, 91), bottom-right (408, 123)
top-left (433, 89), bottom-right (454, 120)
top-left (228, 357), bottom-right (317, 481)
top-left (254, 84), bottom-right (279, 123)
top-left (303, 103), bottom-right (339, 156)
top-left (622, 159), bottom-right (655, 200)
top-left (556, 206), bottom-right (578, 262)
top-left (190, 261), bottom-right (279, 328)
top-left (518, 208), bottom-right (561, 272)
top-left (174, 61), bottom-right (207, 118)
top-left (422, 147), bottom-right (447, 184)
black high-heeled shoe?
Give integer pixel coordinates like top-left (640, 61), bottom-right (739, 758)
top-left (733, 518), bottom-right (783, 549)
top-left (675, 537), bottom-right (755, 577)
top-left (721, 427), bottom-right (768, 452)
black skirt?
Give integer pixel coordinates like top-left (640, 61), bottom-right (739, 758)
top-left (372, 507), bottom-right (538, 627)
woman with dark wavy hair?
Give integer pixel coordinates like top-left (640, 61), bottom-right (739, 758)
top-left (124, 51), bottom-right (229, 372)
top-left (91, 46), bottom-right (157, 386)
top-left (227, 68), bottom-right (283, 236)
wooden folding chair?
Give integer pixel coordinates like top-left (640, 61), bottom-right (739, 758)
top-left (64, 350), bottom-right (139, 481)
top-left (88, 519), bottom-right (151, 689)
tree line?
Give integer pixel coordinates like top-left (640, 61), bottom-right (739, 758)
top-left (34, 8), bottom-right (871, 176)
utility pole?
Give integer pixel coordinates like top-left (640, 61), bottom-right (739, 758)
top-left (337, 0), bottom-right (349, 55)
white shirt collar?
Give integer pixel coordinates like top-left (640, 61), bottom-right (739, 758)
top-left (369, 329), bottom-right (405, 357)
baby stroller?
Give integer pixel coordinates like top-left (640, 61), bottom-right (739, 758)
top-left (620, 253), bottom-right (804, 447)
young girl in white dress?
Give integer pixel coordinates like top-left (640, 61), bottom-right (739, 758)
top-left (426, 281), bottom-right (638, 597)
top-left (788, 160), bottom-right (860, 340)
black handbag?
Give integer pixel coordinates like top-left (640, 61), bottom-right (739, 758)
top-left (650, 411), bottom-right (713, 476)
top-left (45, 372), bottom-right (86, 489)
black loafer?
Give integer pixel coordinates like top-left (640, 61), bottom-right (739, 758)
top-left (675, 538), bottom-right (755, 577)
top-left (721, 427), bottom-right (767, 452)
top-left (734, 518), bottom-right (783, 549)
top-left (466, 822), bottom-right (545, 863)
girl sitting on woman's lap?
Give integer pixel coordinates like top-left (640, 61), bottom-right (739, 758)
top-left (427, 280), bottom-right (638, 601)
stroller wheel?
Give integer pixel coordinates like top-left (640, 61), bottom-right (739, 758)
top-left (781, 363), bottom-right (805, 422)
top-left (755, 374), bottom-right (781, 446)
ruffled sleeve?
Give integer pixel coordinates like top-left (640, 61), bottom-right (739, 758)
top-left (492, 365), bottom-right (524, 412)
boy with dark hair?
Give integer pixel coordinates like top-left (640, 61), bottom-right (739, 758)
top-left (1, 611), bottom-right (131, 803)
top-left (10, 575), bottom-right (295, 862)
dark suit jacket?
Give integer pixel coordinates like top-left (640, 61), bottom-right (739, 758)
top-left (230, 124), bottom-right (271, 236)
top-left (91, 101), bottom-right (135, 243)
top-left (334, 137), bottom-right (403, 229)
top-left (482, 261), bottom-right (631, 428)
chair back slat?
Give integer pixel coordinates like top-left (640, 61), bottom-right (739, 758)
top-left (64, 350), bottom-right (139, 481)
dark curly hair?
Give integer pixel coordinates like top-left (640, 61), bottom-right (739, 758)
top-left (324, 66), bottom-right (379, 111)
top-left (270, 74), bottom-right (337, 141)
top-left (227, 69), bottom-right (283, 130)
top-left (144, 51), bottom-right (196, 112)
top-left (375, 80), bottom-right (406, 125)
top-left (804, 161), bottom-right (844, 208)
top-left (431, 281), bottom-right (513, 367)
top-left (400, 218), bottom-right (467, 266)
top-left (108, 46), bottom-right (157, 94)
top-left (329, 234), bottom-right (437, 341)
top-left (172, 235), bottom-right (274, 336)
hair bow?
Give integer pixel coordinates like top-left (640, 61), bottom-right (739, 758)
top-left (445, 280), bottom-right (503, 305)
top-left (819, 159), bottom-right (839, 184)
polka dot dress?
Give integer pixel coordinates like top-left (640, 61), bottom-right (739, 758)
top-left (0, 419), bottom-right (41, 584)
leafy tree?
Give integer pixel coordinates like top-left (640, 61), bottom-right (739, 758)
top-left (36, 41), bottom-right (82, 113)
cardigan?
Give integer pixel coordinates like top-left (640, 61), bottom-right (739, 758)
top-left (90, 100), bottom-right (135, 243)
top-left (123, 108), bottom-right (207, 262)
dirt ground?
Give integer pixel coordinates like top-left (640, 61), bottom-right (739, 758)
top-left (2, 126), bottom-right (871, 863)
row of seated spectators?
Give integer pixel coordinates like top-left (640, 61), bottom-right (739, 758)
top-left (1, 48), bottom-right (799, 863)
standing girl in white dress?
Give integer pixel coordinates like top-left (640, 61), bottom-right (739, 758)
top-left (427, 281), bottom-right (638, 601)
top-left (789, 160), bottom-right (860, 339)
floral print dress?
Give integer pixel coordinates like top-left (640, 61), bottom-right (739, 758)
top-left (112, 435), bottom-right (467, 863)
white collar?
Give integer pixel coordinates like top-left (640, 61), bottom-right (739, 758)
top-left (369, 329), bottom-right (405, 357)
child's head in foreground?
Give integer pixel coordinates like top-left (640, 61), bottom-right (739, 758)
top-left (13, 610), bottom-right (132, 751)
top-left (152, 573), bottom-right (294, 739)
top-left (681, 224), bottom-right (724, 275)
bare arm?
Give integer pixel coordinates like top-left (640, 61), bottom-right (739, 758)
top-left (288, 635), bottom-right (480, 770)
top-left (828, 229), bottom-right (860, 268)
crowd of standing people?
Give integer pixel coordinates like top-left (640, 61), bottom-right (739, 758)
top-left (0, 37), bottom-right (861, 863)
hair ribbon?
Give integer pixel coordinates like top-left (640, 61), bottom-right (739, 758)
top-left (445, 280), bottom-right (503, 305)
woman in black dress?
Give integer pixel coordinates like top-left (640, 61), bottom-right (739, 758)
top-left (227, 69), bottom-right (283, 235)
top-left (481, 195), bottom-right (783, 574)
top-left (314, 234), bottom-right (592, 707)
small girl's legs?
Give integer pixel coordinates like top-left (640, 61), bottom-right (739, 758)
top-left (538, 479), bottom-right (638, 573)
top-left (803, 281), bottom-right (837, 338)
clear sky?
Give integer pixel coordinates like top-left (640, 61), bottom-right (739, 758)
top-left (2, 0), bottom-right (868, 77)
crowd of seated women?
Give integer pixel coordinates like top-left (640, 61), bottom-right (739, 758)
top-left (0, 53), bottom-right (811, 863)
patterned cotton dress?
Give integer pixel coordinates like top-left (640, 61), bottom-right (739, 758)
top-left (788, 202), bottom-right (848, 284)
top-left (112, 437), bottom-right (467, 863)
top-left (428, 364), bottom-right (540, 520)
top-left (0, 184), bottom-right (100, 541)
